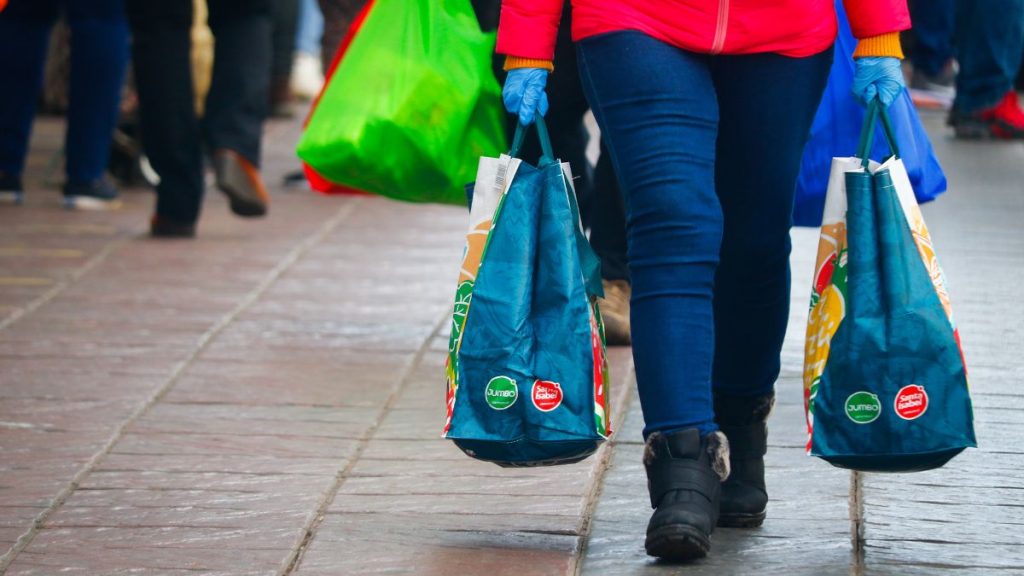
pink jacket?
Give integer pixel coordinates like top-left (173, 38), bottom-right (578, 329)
top-left (496, 0), bottom-right (911, 60)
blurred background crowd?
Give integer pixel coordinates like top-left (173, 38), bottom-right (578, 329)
top-left (0, 0), bottom-right (1020, 243)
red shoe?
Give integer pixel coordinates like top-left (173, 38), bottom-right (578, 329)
top-left (951, 91), bottom-right (1024, 139)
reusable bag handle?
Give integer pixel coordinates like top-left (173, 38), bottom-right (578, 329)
top-left (509, 116), bottom-right (556, 165)
top-left (856, 98), bottom-right (901, 168)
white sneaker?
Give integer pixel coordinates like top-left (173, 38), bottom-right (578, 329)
top-left (291, 52), bottom-right (325, 101)
top-left (0, 192), bottom-right (24, 205)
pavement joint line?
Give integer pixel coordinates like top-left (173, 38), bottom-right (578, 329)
top-left (278, 310), bottom-right (450, 576)
top-left (0, 199), bottom-right (361, 573)
top-left (0, 233), bottom-right (135, 333)
top-left (569, 362), bottom-right (637, 576)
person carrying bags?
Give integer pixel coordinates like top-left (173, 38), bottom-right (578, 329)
top-left (497, 0), bottom-right (910, 562)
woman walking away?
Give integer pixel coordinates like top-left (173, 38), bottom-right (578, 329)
top-left (497, 0), bottom-right (909, 562)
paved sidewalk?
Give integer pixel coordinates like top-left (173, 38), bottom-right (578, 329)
top-left (1, 109), bottom-right (1021, 575)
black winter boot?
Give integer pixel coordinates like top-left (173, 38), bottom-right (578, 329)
top-left (643, 428), bottom-right (730, 561)
top-left (713, 392), bottom-right (774, 528)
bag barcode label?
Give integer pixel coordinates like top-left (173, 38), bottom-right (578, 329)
top-left (492, 159), bottom-right (510, 197)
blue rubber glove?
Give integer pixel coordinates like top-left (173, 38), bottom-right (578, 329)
top-left (503, 68), bottom-right (549, 126)
top-left (852, 57), bottom-right (905, 108)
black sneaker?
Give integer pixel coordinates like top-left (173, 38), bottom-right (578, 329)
top-left (0, 172), bottom-right (24, 205)
top-left (63, 179), bottom-right (122, 211)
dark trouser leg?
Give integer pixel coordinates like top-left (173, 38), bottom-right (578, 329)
top-left (589, 143), bottom-right (629, 282)
top-left (578, 31), bottom-right (721, 439)
top-left (908, 0), bottom-right (955, 77)
top-left (270, 0), bottom-right (299, 109)
top-left (65, 0), bottom-right (130, 185)
top-left (954, 0), bottom-right (1024, 113)
top-left (204, 0), bottom-right (273, 166)
top-left (317, 0), bottom-right (368, 73)
top-left (126, 0), bottom-right (204, 223)
top-left (271, 0), bottom-right (299, 81)
top-left (0, 0), bottom-right (58, 178)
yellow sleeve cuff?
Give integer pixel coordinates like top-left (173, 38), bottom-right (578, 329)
top-left (503, 56), bottom-right (555, 72)
top-left (852, 32), bottom-right (905, 59)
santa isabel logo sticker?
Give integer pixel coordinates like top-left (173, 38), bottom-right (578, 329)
top-left (532, 380), bottom-right (563, 412)
top-left (895, 384), bottom-right (928, 420)
top-left (485, 376), bottom-right (517, 410)
top-left (845, 391), bottom-right (881, 424)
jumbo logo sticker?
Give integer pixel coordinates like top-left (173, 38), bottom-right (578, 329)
top-left (845, 391), bottom-right (881, 424)
top-left (485, 376), bottom-right (518, 410)
top-left (531, 380), bottom-right (563, 412)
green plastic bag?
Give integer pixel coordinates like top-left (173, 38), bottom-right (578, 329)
top-left (295, 0), bottom-right (506, 205)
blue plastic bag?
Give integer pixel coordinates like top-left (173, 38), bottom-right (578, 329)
top-left (793, 2), bottom-right (947, 227)
top-left (443, 118), bottom-right (612, 467)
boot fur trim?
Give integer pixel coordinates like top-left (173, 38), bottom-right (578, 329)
top-left (706, 431), bottom-right (730, 482)
top-left (642, 433), bottom-right (662, 468)
top-left (642, 430), bottom-right (731, 482)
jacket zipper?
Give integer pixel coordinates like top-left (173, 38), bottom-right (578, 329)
top-left (710, 0), bottom-right (729, 54)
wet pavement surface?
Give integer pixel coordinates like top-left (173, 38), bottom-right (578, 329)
top-left (1, 110), bottom-right (1021, 575)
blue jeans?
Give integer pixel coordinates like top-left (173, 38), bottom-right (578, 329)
top-left (955, 0), bottom-right (1024, 113)
top-left (296, 0), bottom-right (324, 55)
top-left (0, 0), bottom-right (129, 183)
top-left (577, 32), bottom-right (832, 437)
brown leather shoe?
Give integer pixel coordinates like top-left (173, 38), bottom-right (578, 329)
top-left (599, 279), bottom-right (632, 346)
top-left (212, 149), bottom-right (269, 217)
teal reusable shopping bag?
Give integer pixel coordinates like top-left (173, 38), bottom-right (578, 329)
top-left (804, 101), bottom-right (976, 472)
top-left (443, 118), bottom-right (612, 467)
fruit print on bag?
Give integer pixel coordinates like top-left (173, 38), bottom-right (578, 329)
top-left (804, 220), bottom-right (848, 446)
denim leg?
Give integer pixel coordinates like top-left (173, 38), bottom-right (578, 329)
top-left (955, 0), bottom-right (1024, 113)
top-left (909, 0), bottom-right (955, 77)
top-left (295, 0), bottom-right (324, 55)
top-left (65, 0), bottom-right (130, 184)
top-left (709, 49), bottom-right (833, 398)
top-left (0, 0), bottom-right (58, 177)
top-left (578, 32), bottom-right (721, 438)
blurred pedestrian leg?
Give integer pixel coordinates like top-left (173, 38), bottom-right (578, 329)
top-left (950, 0), bottom-right (1024, 138)
top-left (589, 144), bottom-right (631, 344)
top-left (270, 0), bottom-right (299, 116)
top-left (317, 0), bottom-right (367, 73)
top-left (127, 0), bottom-right (273, 236)
top-left (292, 0), bottom-right (324, 100)
top-left (908, 0), bottom-right (956, 93)
top-left (0, 0), bottom-right (129, 208)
